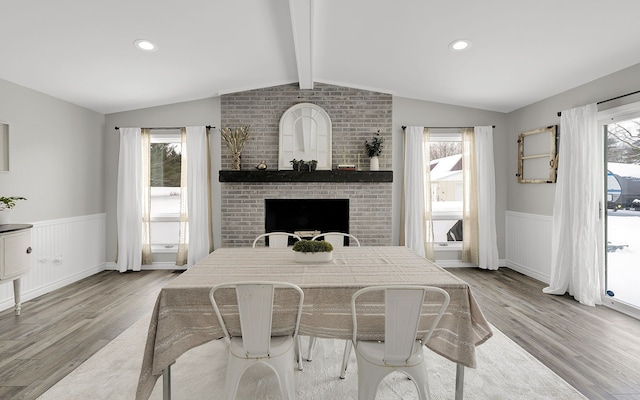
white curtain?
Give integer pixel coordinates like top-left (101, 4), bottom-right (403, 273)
top-left (176, 128), bottom-right (189, 266)
top-left (461, 128), bottom-right (479, 265)
top-left (544, 103), bottom-right (603, 306)
top-left (185, 126), bottom-right (212, 266)
top-left (141, 129), bottom-right (152, 265)
top-left (116, 128), bottom-right (143, 272)
top-left (402, 126), bottom-right (434, 260)
top-left (474, 126), bottom-right (499, 270)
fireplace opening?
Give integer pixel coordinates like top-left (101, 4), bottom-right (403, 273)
top-left (265, 199), bottom-right (350, 245)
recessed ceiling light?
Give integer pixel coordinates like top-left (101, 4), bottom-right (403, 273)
top-left (134, 39), bottom-right (158, 52)
top-left (449, 39), bottom-right (471, 52)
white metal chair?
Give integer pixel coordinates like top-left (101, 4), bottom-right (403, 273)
top-left (311, 232), bottom-right (360, 248)
top-left (307, 232), bottom-right (360, 376)
top-left (350, 285), bottom-right (450, 400)
top-left (209, 281), bottom-right (305, 400)
top-left (252, 232), bottom-right (301, 248)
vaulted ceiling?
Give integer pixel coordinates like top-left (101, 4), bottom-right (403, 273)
top-left (1, 0), bottom-right (639, 114)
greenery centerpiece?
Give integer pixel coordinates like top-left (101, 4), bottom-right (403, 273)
top-left (365, 130), bottom-right (384, 171)
top-left (292, 240), bottom-right (334, 263)
top-left (221, 125), bottom-right (250, 170)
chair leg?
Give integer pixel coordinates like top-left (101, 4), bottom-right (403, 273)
top-left (223, 356), bottom-right (246, 400)
top-left (355, 354), bottom-right (389, 400)
top-left (306, 336), bottom-right (317, 361)
top-left (295, 336), bottom-right (303, 371)
top-left (274, 352), bottom-right (297, 400)
top-left (403, 363), bottom-right (431, 400)
top-left (339, 340), bottom-right (352, 379)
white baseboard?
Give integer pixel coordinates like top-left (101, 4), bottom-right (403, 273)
top-left (505, 260), bottom-right (550, 284)
top-left (437, 258), bottom-right (507, 268)
top-left (104, 262), bottom-right (185, 271)
top-left (0, 264), bottom-right (105, 312)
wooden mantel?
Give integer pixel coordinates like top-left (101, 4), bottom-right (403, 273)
top-left (219, 170), bottom-right (393, 183)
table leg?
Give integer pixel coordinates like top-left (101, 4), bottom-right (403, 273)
top-left (163, 365), bottom-right (171, 400)
top-left (455, 363), bottom-right (464, 400)
top-left (13, 278), bottom-right (21, 316)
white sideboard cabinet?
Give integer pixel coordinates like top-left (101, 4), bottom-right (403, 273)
top-left (0, 224), bottom-right (33, 315)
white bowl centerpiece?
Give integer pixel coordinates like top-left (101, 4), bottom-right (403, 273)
top-left (292, 240), bottom-right (334, 263)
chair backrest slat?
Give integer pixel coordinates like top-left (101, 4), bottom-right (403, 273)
top-left (384, 289), bottom-right (425, 364)
top-left (236, 284), bottom-right (274, 357)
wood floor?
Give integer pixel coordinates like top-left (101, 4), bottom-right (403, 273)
top-left (0, 267), bottom-right (639, 400)
top-left (448, 268), bottom-right (640, 400)
top-left (0, 270), bottom-right (178, 400)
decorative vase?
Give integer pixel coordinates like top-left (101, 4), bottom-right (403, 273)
top-left (369, 156), bottom-right (379, 171)
top-left (0, 211), bottom-right (10, 225)
top-left (293, 251), bottom-right (333, 263)
top-left (232, 151), bottom-right (241, 170)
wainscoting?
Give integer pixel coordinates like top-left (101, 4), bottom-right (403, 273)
top-left (0, 214), bottom-right (106, 312)
top-left (505, 211), bottom-right (552, 283)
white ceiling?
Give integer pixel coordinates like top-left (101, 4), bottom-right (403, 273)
top-left (1, 0), bottom-right (640, 115)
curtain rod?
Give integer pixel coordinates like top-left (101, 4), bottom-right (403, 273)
top-left (401, 125), bottom-right (496, 130)
top-left (556, 89), bottom-right (640, 117)
top-left (114, 125), bottom-right (215, 131)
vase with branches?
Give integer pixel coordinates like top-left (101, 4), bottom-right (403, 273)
top-left (365, 130), bottom-right (384, 170)
top-left (221, 125), bottom-right (250, 170)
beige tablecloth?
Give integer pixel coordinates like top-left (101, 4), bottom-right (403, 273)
top-left (136, 246), bottom-right (493, 400)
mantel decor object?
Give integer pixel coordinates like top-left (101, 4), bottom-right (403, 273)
top-left (365, 130), bottom-right (384, 171)
top-left (221, 125), bottom-right (250, 170)
top-left (289, 159), bottom-right (318, 172)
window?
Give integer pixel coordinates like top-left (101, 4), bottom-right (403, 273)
top-left (428, 129), bottom-right (463, 246)
top-left (149, 131), bottom-right (182, 253)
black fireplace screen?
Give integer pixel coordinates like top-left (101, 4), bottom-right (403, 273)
top-left (265, 199), bottom-right (349, 244)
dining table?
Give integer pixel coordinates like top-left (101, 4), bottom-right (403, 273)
top-left (135, 246), bottom-right (493, 400)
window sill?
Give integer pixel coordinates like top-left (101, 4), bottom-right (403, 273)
top-left (152, 244), bottom-right (179, 253)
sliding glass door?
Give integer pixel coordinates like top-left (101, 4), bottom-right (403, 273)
top-left (604, 113), bottom-right (640, 315)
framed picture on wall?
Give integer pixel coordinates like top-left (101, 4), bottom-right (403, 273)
top-left (516, 125), bottom-right (558, 183)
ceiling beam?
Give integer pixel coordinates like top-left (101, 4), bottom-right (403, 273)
top-left (288, 0), bottom-right (314, 90)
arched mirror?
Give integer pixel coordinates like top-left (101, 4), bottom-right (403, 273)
top-left (278, 103), bottom-right (332, 170)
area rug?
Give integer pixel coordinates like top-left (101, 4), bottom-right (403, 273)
top-left (38, 314), bottom-right (586, 400)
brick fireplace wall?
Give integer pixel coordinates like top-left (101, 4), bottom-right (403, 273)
top-left (220, 83), bottom-right (393, 247)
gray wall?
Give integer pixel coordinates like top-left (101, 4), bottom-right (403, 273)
top-left (507, 63), bottom-right (640, 216)
top-left (392, 97), bottom-right (509, 257)
top-left (220, 83), bottom-right (393, 170)
top-left (104, 97), bottom-right (221, 262)
top-left (0, 78), bottom-right (105, 223)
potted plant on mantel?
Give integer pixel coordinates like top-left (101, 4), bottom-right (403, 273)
top-left (365, 130), bottom-right (384, 171)
top-left (292, 240), bottom-right (334, 263)
top-left (0, 196), bottom-right (27, 225)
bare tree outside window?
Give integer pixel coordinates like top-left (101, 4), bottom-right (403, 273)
top-left (607, 120), bottom-right (640, 164)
